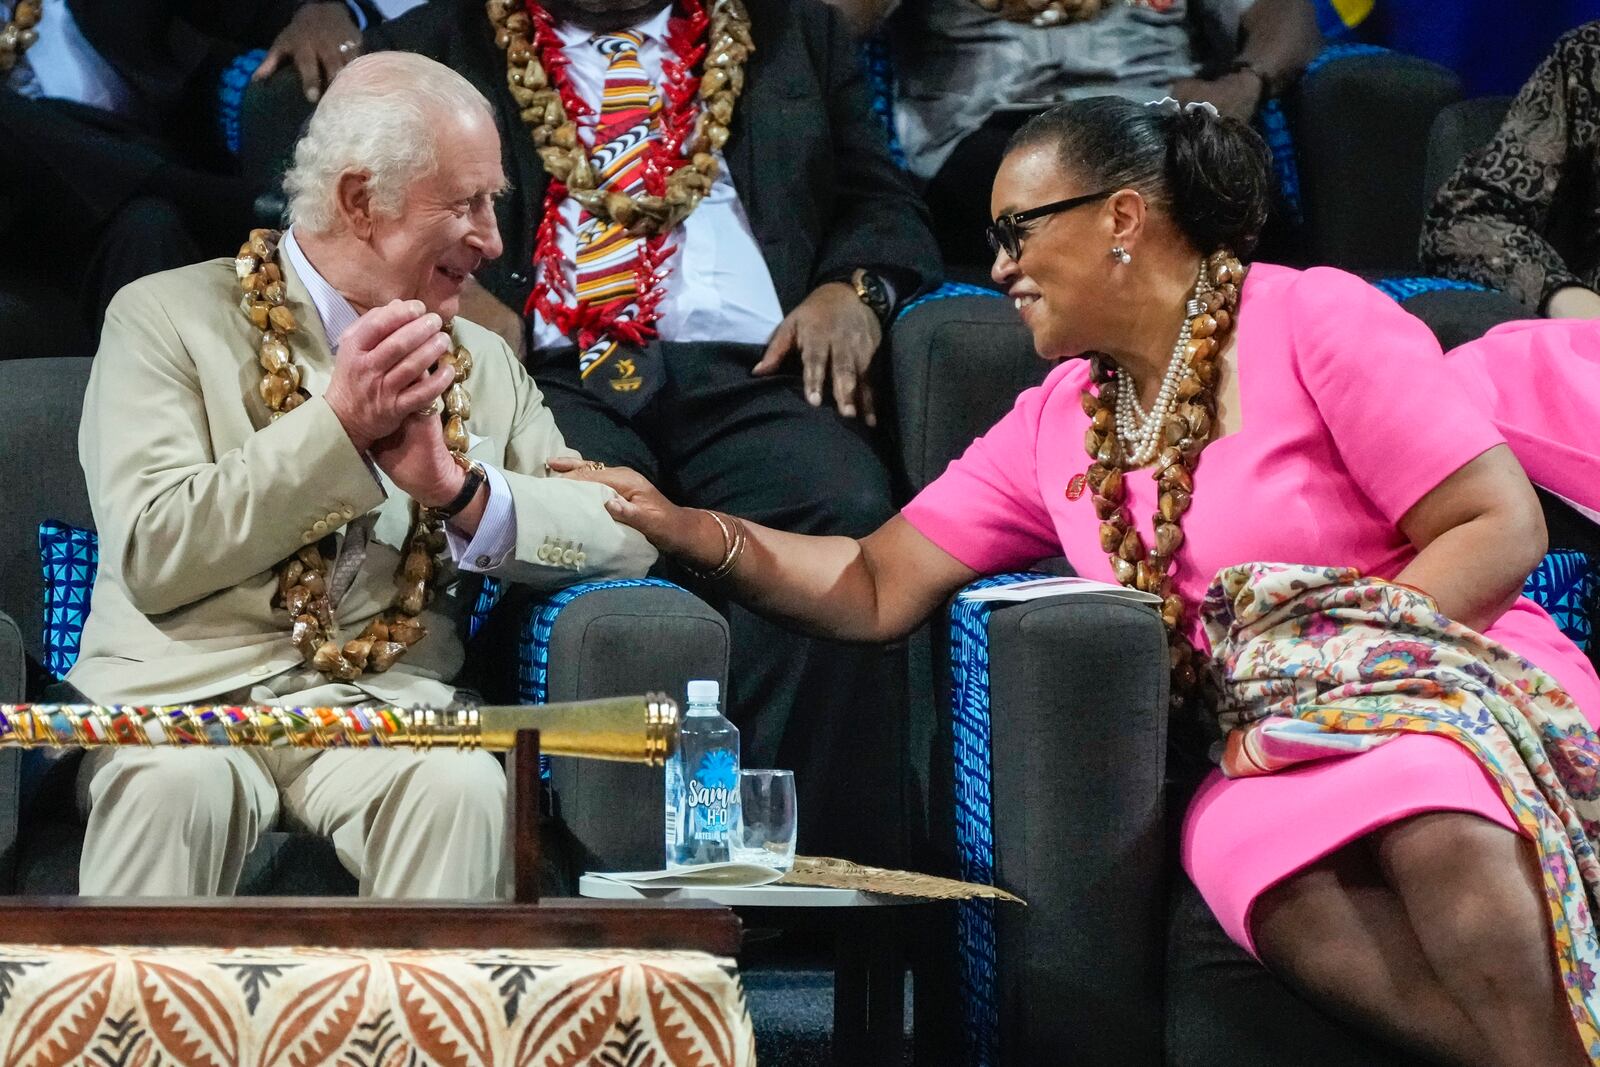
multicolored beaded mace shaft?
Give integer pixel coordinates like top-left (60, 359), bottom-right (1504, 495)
top-left (0, 695), bottom-right (678, 763)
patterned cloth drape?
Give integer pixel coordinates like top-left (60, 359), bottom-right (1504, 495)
top-left (1204, 561), bottom-right (1600, 1056)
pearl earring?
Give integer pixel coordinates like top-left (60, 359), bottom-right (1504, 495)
top-left (1111, 246), bottom-right (1132, 265)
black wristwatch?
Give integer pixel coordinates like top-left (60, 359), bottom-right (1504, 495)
top-left (850, 268), bottom-right (893, 329)
top-left (432, 460), bottom-right (486, 520)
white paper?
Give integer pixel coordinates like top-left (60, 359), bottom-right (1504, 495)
top-left (958, 576), bottom-right (1162, 605)
top-left (586, 863), bottom-right (786, 889)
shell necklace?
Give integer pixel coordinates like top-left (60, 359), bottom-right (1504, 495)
top-left (1113, 258), bottom-right (1213, 467)
top-left (0, 0), bottom-right (41, 74)
top-left (237, 228), bottom-right (475, 681)
top-left (1082, 249), bottom-right (1244, 706)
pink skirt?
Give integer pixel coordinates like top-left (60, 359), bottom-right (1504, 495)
top-left (1182, 598), bottom-right (1600, 955)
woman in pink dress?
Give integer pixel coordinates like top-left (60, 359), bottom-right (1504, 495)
top-left (556, 97), bottom-right (1600, 1064)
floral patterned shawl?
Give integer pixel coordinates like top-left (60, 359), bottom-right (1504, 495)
top-left (1203, 562), bottom-right (1600, 1052)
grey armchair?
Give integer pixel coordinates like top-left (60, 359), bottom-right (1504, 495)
top-left (888, 293), bottom-right (1438, 1065)
top-left (0, 356), bottom-right (727, 896)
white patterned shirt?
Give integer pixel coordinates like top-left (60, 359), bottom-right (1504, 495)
top-left (528, 6), bottom-right (786, 351)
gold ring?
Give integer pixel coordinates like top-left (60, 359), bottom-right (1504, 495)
top-left (587, 461), bottom-right (606, 471)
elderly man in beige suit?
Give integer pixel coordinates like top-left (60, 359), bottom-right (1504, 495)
top-left (66, 52), bottom-right (655, 899)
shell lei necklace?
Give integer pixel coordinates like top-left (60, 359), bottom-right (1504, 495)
top-left (486, 0), bottom-right (752, 343)
top-left (0, 0), bottom-right (41, 74)
top-left (237, 229), bottom-right (475, 681)
top-left (1082, 249), bottom-right (1244, 706)
top-left (1112, 257), bottom-right (1210, 467)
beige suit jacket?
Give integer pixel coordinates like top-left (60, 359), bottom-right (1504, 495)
top-left (67, 255), bottom-right (656, 706)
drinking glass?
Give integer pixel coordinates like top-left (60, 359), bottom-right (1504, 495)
top-left (733, 769), bottom-right (797, 871)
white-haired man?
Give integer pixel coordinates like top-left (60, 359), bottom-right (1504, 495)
top-left (67, 52), bottom-right (655, 898)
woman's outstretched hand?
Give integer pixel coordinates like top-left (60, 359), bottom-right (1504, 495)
top-left (546, 457), bottom-right (724, 570)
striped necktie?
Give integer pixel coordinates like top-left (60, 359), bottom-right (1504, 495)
top-left (573, 30), bottom-right (664, 415)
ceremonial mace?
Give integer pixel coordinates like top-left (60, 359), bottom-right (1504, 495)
top-left (0, 696), bottom-right (679, 759)
top-left (0, 695), bottom-right (679, 903)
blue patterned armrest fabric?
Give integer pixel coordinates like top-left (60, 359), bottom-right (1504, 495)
top-left (515, 577), bottom-right (683, 703)
top-left (516, 577), bottom-right (684, 785)
top-left (1257, 44), bottom-right (1399, 228)
top-left (858, 35), bottom-right (908, 170)
top-left (947, 571), bottom-right (1054, 1067)
top-left (218, 49), bottom-right (269, 155)
top-left (1523, 550), bottom-right (1598, 652)
top-left (895, 281), bottom-right (1001, 321)
top-left (1371, 276), bottom-right (1493, 303)
top-left (1304, 41), bottom-right (1391, 78)
top-left (38, 521), bottom-right (98, 681)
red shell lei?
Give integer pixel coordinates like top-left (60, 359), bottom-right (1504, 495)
top-left (522, 0), bottom-right (711, 351)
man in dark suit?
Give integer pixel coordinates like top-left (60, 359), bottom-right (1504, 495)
top-left (345, 0), bottom-right (943, 863)
top-left (0, 0), bottom-right (368, 343)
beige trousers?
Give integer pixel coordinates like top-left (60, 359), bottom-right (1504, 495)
top-left (75, 675), bottom-right (508, 899)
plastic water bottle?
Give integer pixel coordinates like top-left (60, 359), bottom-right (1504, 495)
top-left (664, 679), bottom-right (740, 867)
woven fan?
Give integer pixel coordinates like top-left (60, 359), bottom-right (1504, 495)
top-left (779, 856), bottom-right (1025, 904)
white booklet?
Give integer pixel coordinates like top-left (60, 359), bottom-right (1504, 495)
top-left (958, 576), bottom-right (1162, 605)
top-left (585, 862), bottom-right (785, 889)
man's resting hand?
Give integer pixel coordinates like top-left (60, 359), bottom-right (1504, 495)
top-left (751, 281), bottom-right (882, 426)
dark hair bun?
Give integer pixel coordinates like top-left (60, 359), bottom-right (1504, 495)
top-left (1163, 107), bottom-right (1273, 257)
top-left (1008, 96), bottom-right (1275, 259)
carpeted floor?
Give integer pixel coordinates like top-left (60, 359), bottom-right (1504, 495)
top-left (744, 963), bottom-right (837, 1065)
top-left (741, 957), bottom-right (917, 1065)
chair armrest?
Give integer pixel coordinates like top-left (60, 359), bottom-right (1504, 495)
top-left (0, 611), bottom-right (22, 891)
top-left (518, 579), bottom-right (730, 873)
top-left (934, 585), bottom-right (1169, 1065)
top-left (889, 288), bottom-right (1043, 492)
top-left (0, 609), bottom-right (20, 703)
top-left (1290, 47), bottom-right (1463, 273)
top-left (1371, 279), bottom-right (1532, 350)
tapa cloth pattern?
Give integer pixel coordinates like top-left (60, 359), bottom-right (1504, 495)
top-left (0, 944), bottom-right (754, 1067)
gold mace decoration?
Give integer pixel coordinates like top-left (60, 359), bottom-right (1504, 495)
top-left (0, 695), bottom-right (678, 764)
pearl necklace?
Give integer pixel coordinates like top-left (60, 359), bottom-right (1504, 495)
top-left (1112, 259), bottom-right (1212, 467)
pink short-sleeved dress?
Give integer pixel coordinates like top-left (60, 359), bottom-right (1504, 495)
top-left (901, 264), bottom-right (1600, 955)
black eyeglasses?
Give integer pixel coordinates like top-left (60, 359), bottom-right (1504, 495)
top-left (985, 190), bottom-right (1115, 260)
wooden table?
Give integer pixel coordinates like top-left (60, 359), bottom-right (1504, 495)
top-left (0, 895), bottom-right (742, 953)
top-left (582, 874), bottom-right (930, 1065)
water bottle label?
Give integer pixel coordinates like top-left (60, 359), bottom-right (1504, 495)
top-left (688, 749), bottom-right (737, 837)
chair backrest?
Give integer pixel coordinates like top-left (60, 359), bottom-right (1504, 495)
top-left (1423, 96), bottom-right (1514, 205)
top-left (1293, 50), bottom-right (1464, 272)
top-left (0, 359), bottom-right (94, 665)
top-left (890, 292), bottom-right (1046, 492)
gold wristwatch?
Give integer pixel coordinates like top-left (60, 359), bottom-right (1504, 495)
top-left (850, 268), bottom-right (892, 329)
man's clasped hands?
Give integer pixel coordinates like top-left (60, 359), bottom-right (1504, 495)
top-left (322, 300), bottom-right (470, 512)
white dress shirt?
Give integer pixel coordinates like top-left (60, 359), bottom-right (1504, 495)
top-left (281, 228), bottom-right (517, 574)
top-left (529, 6), bottom-right (786, 351)
top-left (342, 0), bottom-right (427, 31)
top-left (4, 0), bottom-right (142, 115)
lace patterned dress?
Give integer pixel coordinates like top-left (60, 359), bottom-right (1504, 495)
top-left (1420, 21), bottom-right (1600, 312)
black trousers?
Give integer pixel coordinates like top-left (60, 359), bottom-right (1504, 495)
top-left (0, 92), bottom-right (261, 333)
top-left (533, 341), bottom-right (910, 866)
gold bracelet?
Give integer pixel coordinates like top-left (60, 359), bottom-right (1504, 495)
top-left (705, 515), bottom-right (747, 582)
top-left (685, 509), bottom-right (747, 582)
